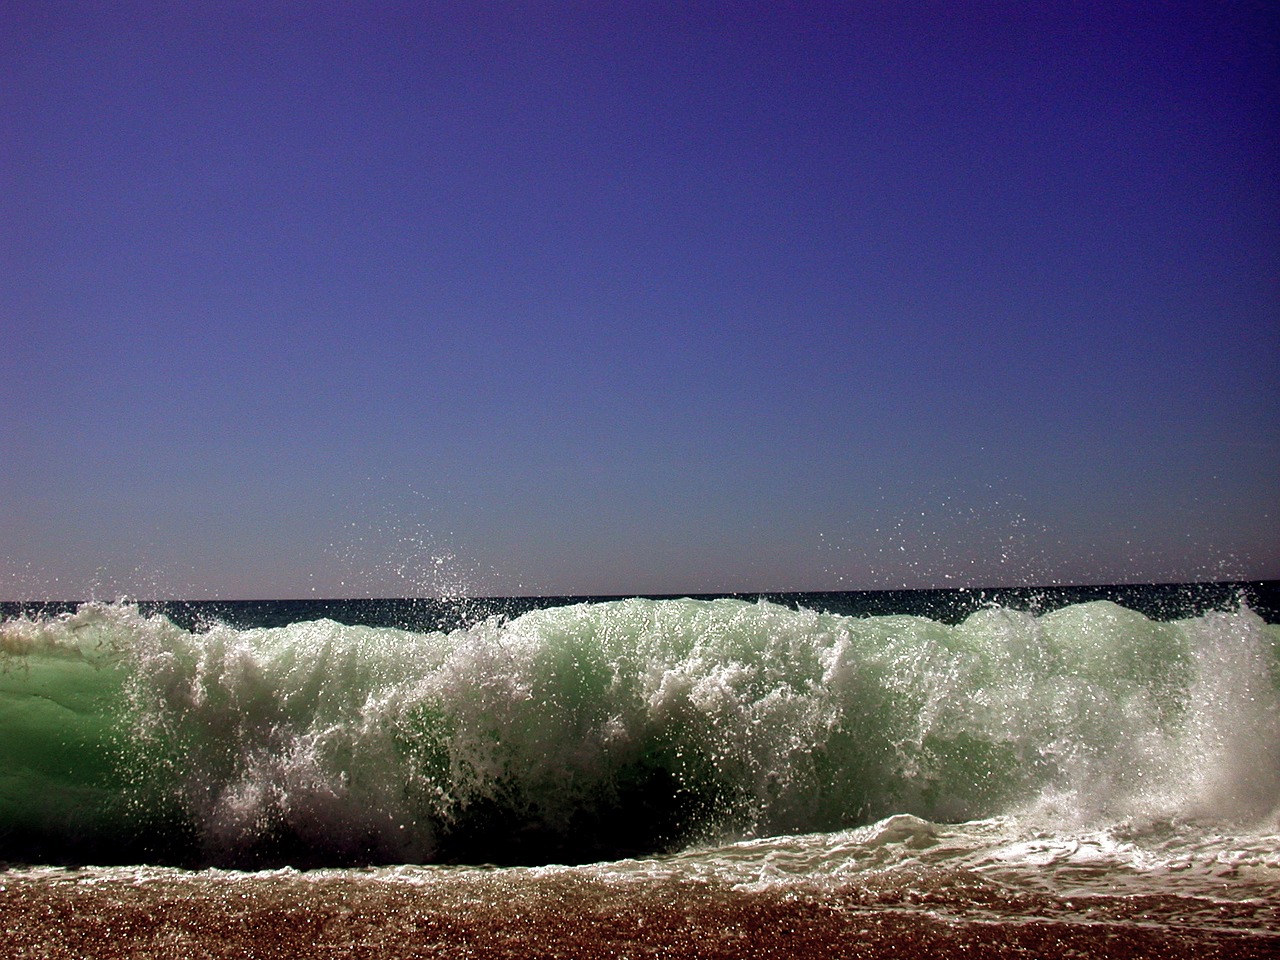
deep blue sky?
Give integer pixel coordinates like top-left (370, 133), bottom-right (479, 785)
top-left (3, 2), bottom-right (1277, 599)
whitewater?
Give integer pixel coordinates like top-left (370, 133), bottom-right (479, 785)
top-left (2, 587), bottom-right (1278, 957)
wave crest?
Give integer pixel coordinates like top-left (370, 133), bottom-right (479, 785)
top-left (2, 597), bottom-right (1277, 866)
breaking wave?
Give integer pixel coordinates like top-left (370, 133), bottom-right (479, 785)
top-left (2, 596), bottom-right (1277, 867)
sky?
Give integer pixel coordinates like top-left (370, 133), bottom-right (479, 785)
top-left (3, 1), bottom-right (1277, 599)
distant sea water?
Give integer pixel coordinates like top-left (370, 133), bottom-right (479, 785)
top-left (2, 582), bottom-right (1278, 958)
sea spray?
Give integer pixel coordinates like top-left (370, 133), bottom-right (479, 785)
top-left (1, 596), bottom-right (1277, 868)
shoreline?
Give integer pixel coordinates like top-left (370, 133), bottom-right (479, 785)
top-left (4, 868), bottom-right (1276, 960)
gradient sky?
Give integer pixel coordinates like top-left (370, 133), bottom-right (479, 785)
top-left (3, 1), bottom-right (1277, 599)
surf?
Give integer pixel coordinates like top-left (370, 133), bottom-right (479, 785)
top-left (2, 594), bottom-right (1277, 868)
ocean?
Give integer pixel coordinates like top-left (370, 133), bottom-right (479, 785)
top-left (2, 582), bottom-right (1277, 957)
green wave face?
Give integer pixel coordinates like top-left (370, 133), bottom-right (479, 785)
top-left (0, 606), bottom-right (138, 860)
top-left (2, 599), bottom-right (1277, 867)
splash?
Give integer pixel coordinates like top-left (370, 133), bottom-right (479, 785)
top-left (1, 597), bottom-right (1277, 867)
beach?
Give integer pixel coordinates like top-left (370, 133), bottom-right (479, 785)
top-left (5, 863), bottom-right (1278, 959)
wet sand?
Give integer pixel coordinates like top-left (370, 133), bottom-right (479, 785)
top-left (3, 868), bottom-right (1276, 959)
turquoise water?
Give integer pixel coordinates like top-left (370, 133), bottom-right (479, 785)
top-left (3, 587), bottom-right (1277, 872)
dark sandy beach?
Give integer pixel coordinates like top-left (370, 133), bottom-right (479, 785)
top-left (4, 867), bottom-right (1276, 960)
